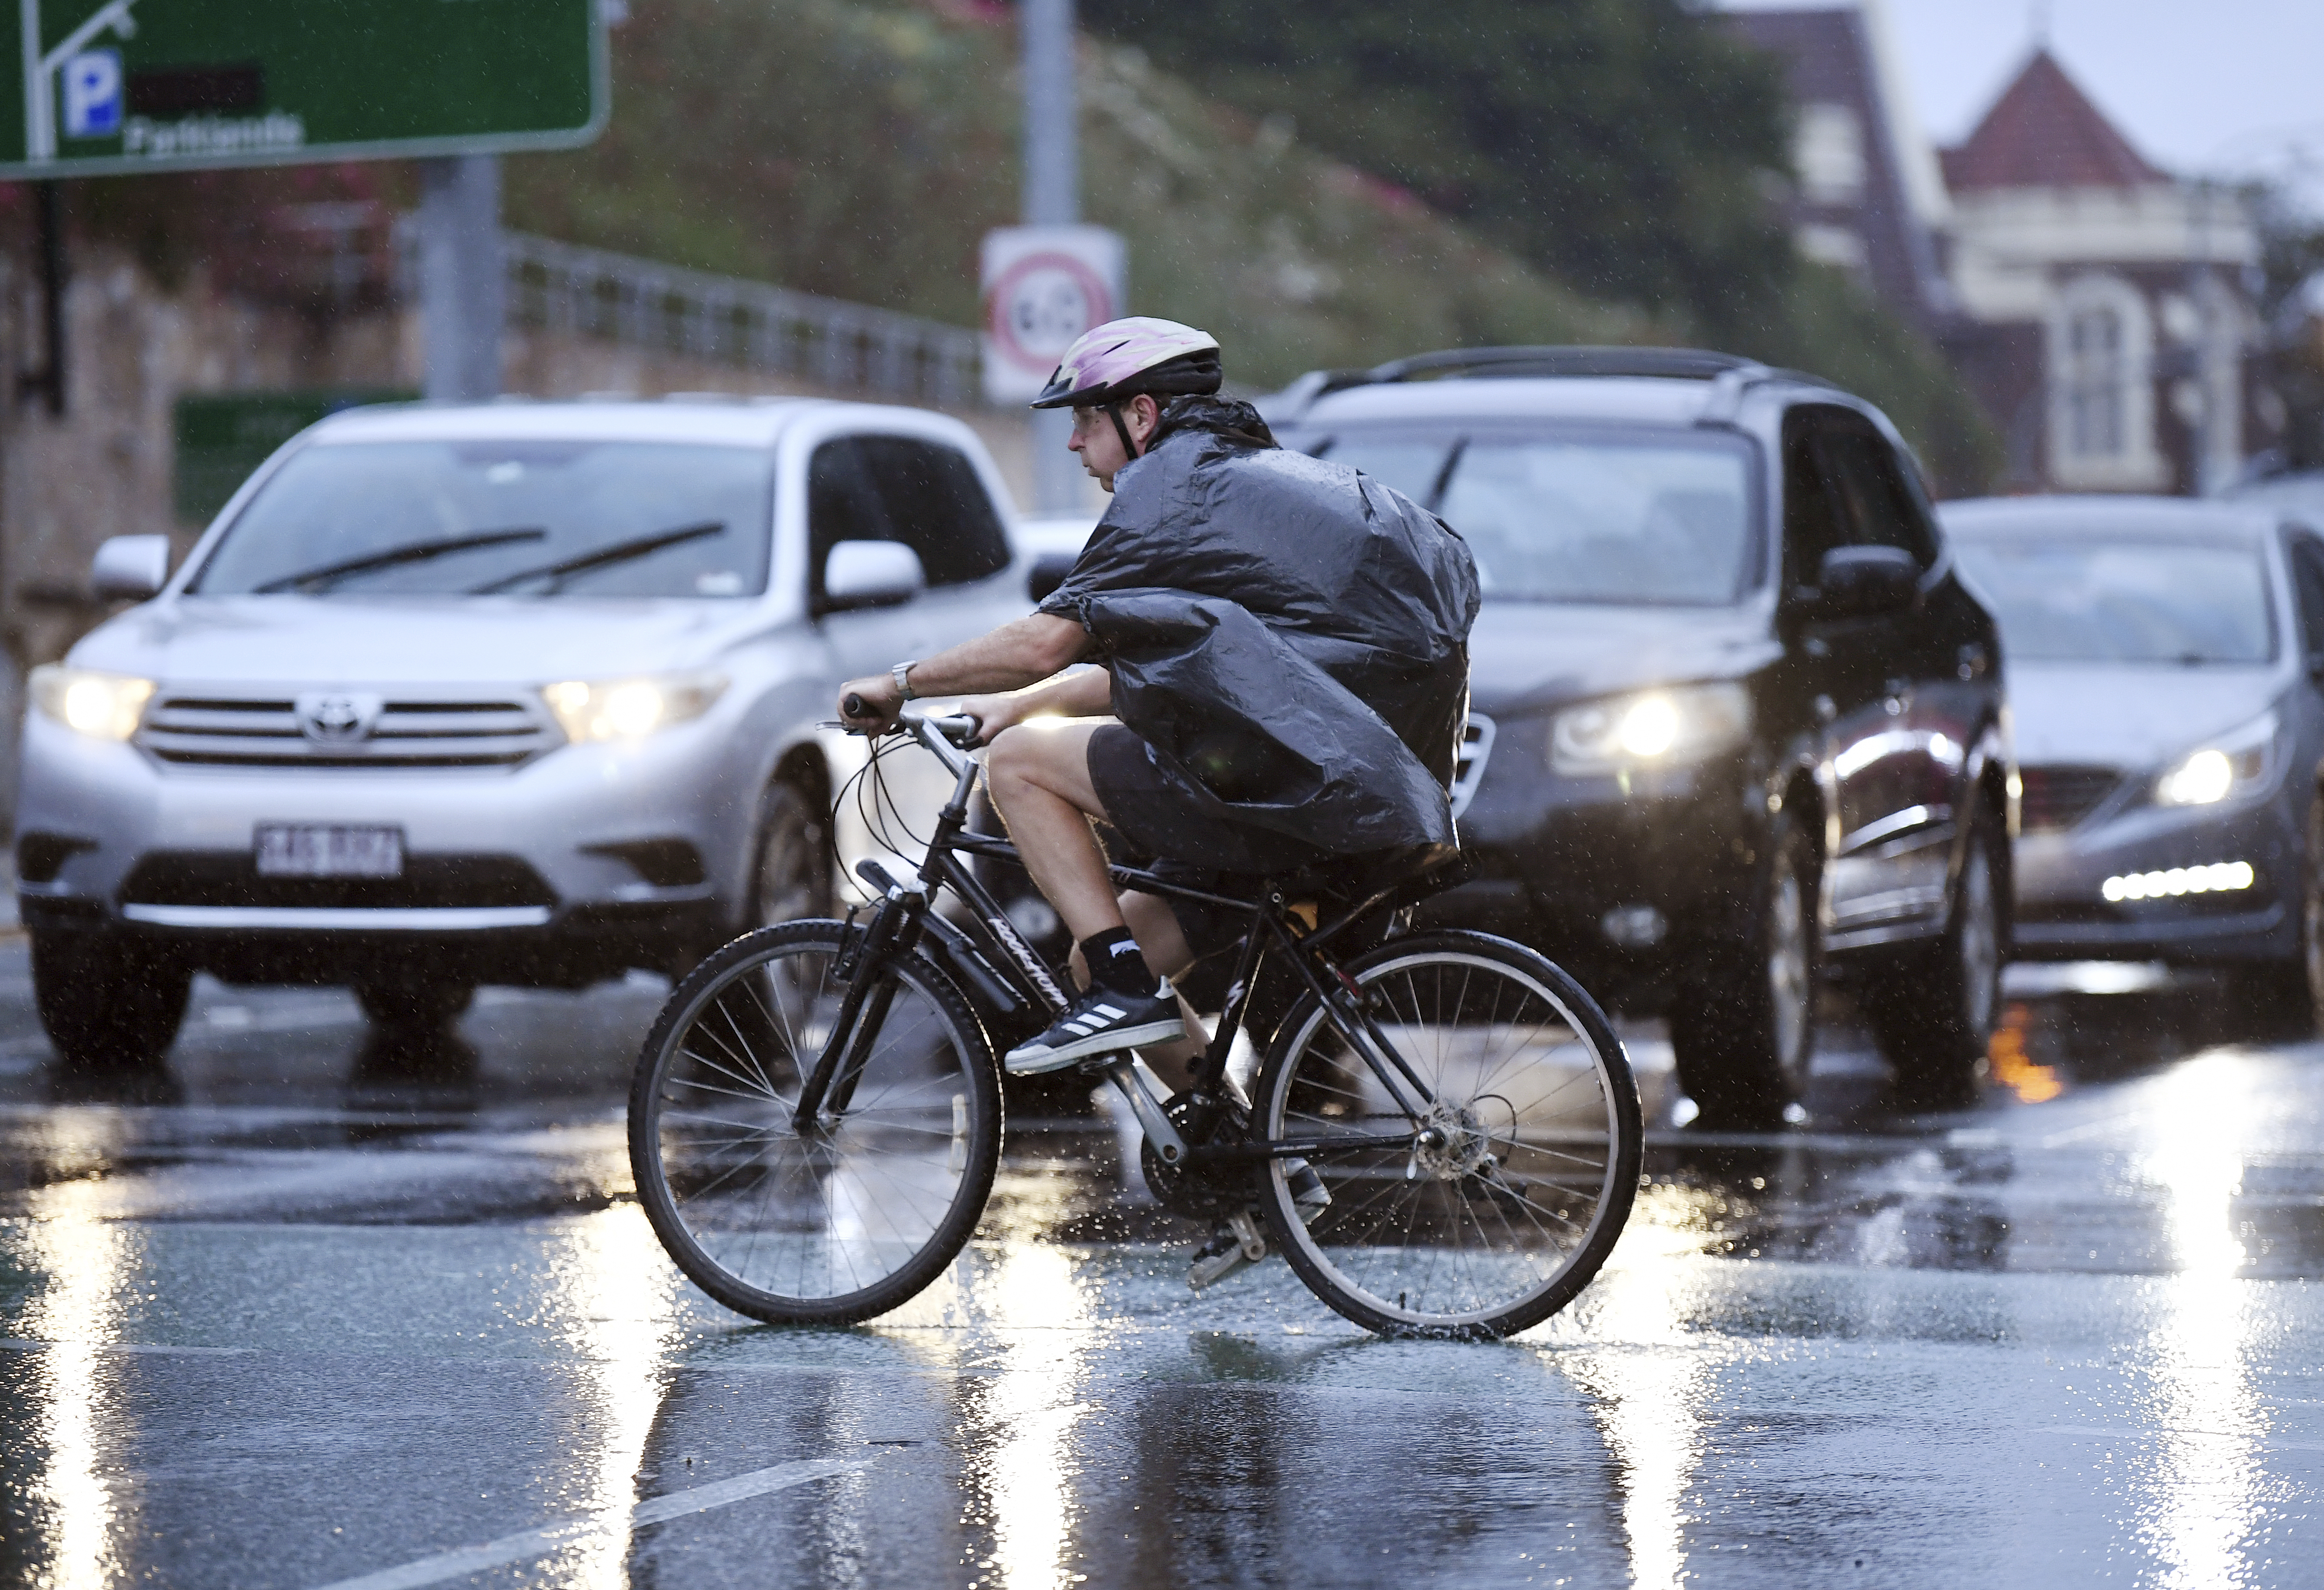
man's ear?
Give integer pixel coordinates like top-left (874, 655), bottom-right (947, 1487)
top-left (1133, 393), bottom-right (1163, 438)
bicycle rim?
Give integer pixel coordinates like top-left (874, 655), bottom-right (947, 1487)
top-left (1258, 935), bottom-right (1640, 1338)
top-left (630, 922), bottom-right (1000, 1323)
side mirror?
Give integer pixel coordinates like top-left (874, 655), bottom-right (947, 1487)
top-left (91, 535), bottom-right (171, 601)
top-left (1800, 545), bottom-right (1919, 621)
top-left (1026, 550), bottom-right (1077, 604)
top-left (822, 540), bottom-right (925, 612)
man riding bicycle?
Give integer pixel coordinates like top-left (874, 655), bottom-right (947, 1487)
top-left (837, 317), bottom-right (1479, 1122)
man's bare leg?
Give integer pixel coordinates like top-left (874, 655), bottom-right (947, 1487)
top-left (983, 721), bottom-right (1123, 941)
top-left (1066, 890), bottom-right (1208, 1088)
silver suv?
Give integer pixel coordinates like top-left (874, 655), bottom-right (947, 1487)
top-left (17, 397), bottom-right (1028, 1070)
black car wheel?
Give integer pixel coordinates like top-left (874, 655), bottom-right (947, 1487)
top-left (748, 780), bottom-right (834, 930)
top-left (1865, 808), bottom-right (2004, 1107)
top-left (1669, 803), bottom-right (1821, 1128)
top-left (33, 930), bottom-right (192, 1073)
top-left (2299, 791), bottom-right (2324, 1027)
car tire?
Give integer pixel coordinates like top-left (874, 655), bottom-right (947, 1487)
top-left (1668, 803), bottom-right (1821, 1128)
top-left (354, 976), bottom-right (477, 1030)
top-left (1864, 808), bottom-right (2005, 1108)
top-left (32, 930), bottom-right (192, 1073)
top-left (2297, 790), bottom-right (2324, 1030)
top-left (747, 780), bottom-right (834, 930)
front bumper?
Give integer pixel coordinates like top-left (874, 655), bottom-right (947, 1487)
top-left (14, 709), bottom-right (759, 984)
top-left (1417, 730), bottom-right (1765, 1001)
top-left (2011, 794), bottom-right (2298, 963)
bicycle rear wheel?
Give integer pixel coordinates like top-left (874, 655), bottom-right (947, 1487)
top-left (628, 920), bottom-right (1002, 1324)
top-left (1254, 930), bottom-right (1640, 1339)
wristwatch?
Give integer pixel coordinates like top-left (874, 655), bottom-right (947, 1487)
top-left (891, 660), bottom-right (918, 702)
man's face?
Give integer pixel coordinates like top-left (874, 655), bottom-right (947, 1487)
top-left (1066, 397), bottom-right (1157, 491)
top-left (1067, 406), bottom-right (1129, 490)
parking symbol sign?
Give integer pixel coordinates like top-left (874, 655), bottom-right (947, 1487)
top-left (63, 50), bottom-right (124, 139)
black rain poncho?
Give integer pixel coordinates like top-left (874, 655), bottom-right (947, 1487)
top-left (1039, 396), bottom-right (1481, 860)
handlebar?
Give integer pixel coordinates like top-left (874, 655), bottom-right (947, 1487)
top-left (836, 694), bottom-right (980, 764)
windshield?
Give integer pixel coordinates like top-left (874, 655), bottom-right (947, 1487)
top-left (1323, 432), bottom-right (1756, 604)
top-left (1952, 537), bottom-right (2275, 665)
top-left (193, 440), bottom-right (774, 598)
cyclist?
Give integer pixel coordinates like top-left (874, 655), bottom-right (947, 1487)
top-left (837, 318), bottom-right (1479, 1268)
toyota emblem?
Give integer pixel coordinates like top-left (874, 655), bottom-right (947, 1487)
top-left (296, 692), bottom-right (381, 743)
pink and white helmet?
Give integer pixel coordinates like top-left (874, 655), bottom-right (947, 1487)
top-left (1030, 317), bottom-right (1222, 410)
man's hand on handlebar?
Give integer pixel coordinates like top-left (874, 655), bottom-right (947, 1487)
top-left (835, 675), bottom-right (904, 735)
top-left (953, 692), bottom-right (1028, 746)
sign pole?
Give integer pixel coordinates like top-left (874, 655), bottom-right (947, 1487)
top-left (420, 154), bottom-right (503, 403)
top-left (30, 179), bottom-right (65, 416)
top-left (1022, 0), bottom-right (1078, 513)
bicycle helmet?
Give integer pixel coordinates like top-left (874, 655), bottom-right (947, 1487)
top-left (1031, 317), bottom-right (1221, 460)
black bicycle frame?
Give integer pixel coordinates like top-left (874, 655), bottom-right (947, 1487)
top-left (791, 717), bottom-right (1441, 1164)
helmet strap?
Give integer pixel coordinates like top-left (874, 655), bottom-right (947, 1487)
top-left (1107, 401), bottom-right (1143, 462)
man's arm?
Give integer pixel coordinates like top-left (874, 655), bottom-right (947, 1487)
top-left (956, 664), bottom-right (1112, 741)
top-left (837, 613), bottom-right (1090, 730)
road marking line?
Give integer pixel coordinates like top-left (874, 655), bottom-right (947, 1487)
top-left (305, 1456), bottom-right (874, 1590)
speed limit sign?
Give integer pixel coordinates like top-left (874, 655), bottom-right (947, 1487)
top-left (981, 226), bottom-right (1126, 405)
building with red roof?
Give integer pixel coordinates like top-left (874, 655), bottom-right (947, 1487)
top-left (1730, 6), bottom-right (2261, 495)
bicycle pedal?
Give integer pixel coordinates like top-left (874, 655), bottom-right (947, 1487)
top-left (1187, 1243), bottom-right (1249, 1291)
top-left (1187, 1210), bottom-right (1272, 1291)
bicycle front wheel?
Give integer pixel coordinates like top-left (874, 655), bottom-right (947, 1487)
top-left (1254, 931), bottom-right (1640, 1339)
top-left (628, 920), bottom-right (1002, 1324)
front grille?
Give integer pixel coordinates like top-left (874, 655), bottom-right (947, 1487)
top-left (140, 692), bottom-right (553, 769)
top-left (1450, 714), bottom-right (1496, 821)
top-left (2019, 764), bottom-right (2120, 833)
top-left (121, 851), bottom-right (557, 911)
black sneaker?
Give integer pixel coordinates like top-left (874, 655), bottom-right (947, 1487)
top-left (1004, 983), bottom-right (1186, 1075)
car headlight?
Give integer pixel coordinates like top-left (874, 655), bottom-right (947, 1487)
top-left (542, 671), bottom-right (728, 743)
top-left (1550, 683), bottom-right (1752, 776)
top-left (30, 665), bottom-right (155, 741)
top-left (2154, 710), bottom-right (2277, 807)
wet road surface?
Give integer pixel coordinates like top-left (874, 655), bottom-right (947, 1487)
top-left (3, 948), bottom-right (2323, 1588)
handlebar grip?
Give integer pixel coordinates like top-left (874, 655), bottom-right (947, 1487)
top-left (842, 692), bottom-right (869, 719)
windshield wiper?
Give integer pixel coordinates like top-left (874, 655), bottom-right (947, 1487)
top-left (466, 520), bottom-right (726, 596)
top-left (252, 528), bottom-right (547, 594)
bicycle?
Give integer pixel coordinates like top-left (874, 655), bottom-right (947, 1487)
top-left (627, 710), bottom-right (1642, 1339)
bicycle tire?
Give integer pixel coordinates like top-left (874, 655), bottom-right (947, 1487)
top-left (1253, 930), bottom-right (1640, 1339)
top-left (628, 920), bottom-right (1003, 1325)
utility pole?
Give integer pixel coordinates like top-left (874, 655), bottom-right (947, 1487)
top-left (1022, 0), bottom-right (1080, 514)
top-left (419, 155), bottom-right (504, 402)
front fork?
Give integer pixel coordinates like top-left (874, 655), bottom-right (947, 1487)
top-left (790, 884), bottom-right (921, 1133)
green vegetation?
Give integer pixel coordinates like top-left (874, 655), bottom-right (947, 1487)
top-left (1079, 0), bottom-right (1795, 330)
top-left (502, 0), bottom-right (1640, 384)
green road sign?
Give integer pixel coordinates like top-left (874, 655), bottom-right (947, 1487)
top-left (3, 0), bottom-right (604, 179)
top-left (173, 389), bottom-right (415, 522)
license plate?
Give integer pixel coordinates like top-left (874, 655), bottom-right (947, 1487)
top-left (254, 824), bottom-right (404, 878)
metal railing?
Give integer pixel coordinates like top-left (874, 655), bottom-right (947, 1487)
top-left (399, 223), bottom-right (985, 408)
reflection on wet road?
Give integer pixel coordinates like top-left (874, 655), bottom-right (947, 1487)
top-left (3, 947), bottom-right (2324, 1587)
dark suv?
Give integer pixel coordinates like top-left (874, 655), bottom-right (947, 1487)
top-left (1269, 348), bottom-right (2014, 1124)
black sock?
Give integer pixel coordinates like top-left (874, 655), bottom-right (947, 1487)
top-left (1080, 928), bottom-right (1160, 998)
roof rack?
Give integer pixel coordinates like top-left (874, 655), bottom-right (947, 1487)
top-left (1368, 345), bottom-right (1758, 383)
top-left (1260, 344), bottom-right (1839, 425)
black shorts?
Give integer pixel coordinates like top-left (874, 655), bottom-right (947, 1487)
top-left (1086, 724), bottom-right (1326, 960)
